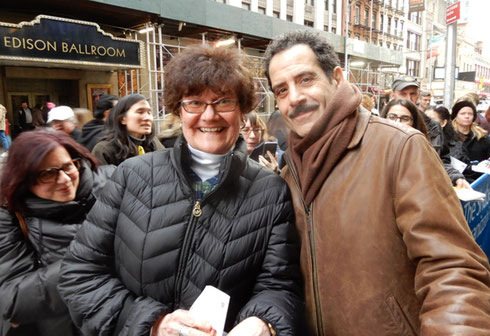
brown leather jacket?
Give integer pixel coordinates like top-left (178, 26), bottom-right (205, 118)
top-left (282, 110), bottom-right (490, 336)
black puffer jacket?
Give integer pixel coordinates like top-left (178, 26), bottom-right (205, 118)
top-left (0, 163), bottom-right (114, 336)
top-left (59, 136), bottom-right (303, 336)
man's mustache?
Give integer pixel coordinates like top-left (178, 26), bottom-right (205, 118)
top-left (289, 102), bottom-right (320, 119)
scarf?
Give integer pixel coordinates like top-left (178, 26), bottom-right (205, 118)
top-left (288, 81), bottom-right (361, 206)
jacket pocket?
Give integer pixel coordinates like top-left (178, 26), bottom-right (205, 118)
top-left (385, 295), bottom-right (416, 336)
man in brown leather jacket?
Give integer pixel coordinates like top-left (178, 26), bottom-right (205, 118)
top-left (264, 31), bottom-right (490, 336)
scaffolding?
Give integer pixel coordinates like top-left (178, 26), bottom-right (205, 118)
top-left (346, 65), bottom-right (400, 111)
top-left (116, 24), bottom-right (274, 133)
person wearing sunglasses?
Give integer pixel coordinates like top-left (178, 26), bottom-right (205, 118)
top-left (59, 45), bottom-right (302, 336)
top-left (0, 130), bottom-right (114, 336)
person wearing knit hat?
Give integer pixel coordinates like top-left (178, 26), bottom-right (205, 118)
top-left (451, 100), bottom-right (490, 180)
top-left (451, 100), bottom-right (477, 122)
top-left (47, 106), bottom-right (83, 144)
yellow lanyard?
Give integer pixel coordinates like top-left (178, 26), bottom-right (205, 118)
top-left (138, 145), bottom-right (145, 155)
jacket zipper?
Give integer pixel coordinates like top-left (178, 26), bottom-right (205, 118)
top-left (174, 200), bottom-right (201, 307)
top-left (173, 152), bottom-right (233, 308)
top-left (284, 155), bottom-right (324, 336)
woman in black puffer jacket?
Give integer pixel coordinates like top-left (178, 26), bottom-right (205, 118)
top-left (0, 130), bottom-right (114, 336)
top-left (59, 45), bottom-right (303, 336)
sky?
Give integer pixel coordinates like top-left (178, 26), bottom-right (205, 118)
top-left (465, 0), bottom-right (490, 55)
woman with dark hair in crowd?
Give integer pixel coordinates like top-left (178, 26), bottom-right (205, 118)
top-left (0, 130), bottom-right (114, 336)
top-left (380, 98), bottom-right (428, 138)
top-left (92, 94), bottom-right (164, 165)
top-left (59, 44), bottom-right (302, 336)
top-left (382, 99), bottom-right (472, 187)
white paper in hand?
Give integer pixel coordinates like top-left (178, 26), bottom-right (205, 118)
top-left (450, 156), bottom-right (467, 174)
top-left (472, 160), bottom-right (490, 175)
top-left (454, 187), bottom-right (486, 201)
top-left (190, 286), bottom-right (230, 336)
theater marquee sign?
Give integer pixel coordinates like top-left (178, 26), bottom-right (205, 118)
top-left (0, 15), bottom-right (142, 68)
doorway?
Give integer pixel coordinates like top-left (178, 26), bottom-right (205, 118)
top-left (6, 78), bottom-right (79, 131)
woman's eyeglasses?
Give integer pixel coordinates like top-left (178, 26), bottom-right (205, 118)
top-left (241, 127), bottom-right (263, 135)
top-left (180, 99), bottom-right (238, 114)
top-left (37, 158), bottom-right (82, 184)
top-left (386, 113), bottom-right (413, 124)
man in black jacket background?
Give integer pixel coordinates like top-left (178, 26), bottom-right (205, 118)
top-left (79, 94), bottom-right (118, 151)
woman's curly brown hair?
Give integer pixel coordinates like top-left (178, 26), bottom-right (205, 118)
top-left (164, 44), bottom-right (257, 116)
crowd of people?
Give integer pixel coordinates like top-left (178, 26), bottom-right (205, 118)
top-left (0, 30), bottom-right (489, 336)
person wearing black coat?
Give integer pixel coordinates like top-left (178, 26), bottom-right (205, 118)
top-left (79, 94), bottom-right (118, 151)
top-left (59, 44), bottom-right (303, 336)
top-left (0, 131), bottom-right (114, 336)
top-left (91, 94), bottom-right (164, 166)
top-left (451, 100), bottom-right (490, 182)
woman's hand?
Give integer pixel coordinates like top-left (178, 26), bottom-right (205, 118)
top-left (227, 317), bottom-right (271, 336)
top-left (258, 151), bottom-right (279, 173)
top-left (455, 178), bottom-right (472, 189)
top-left (152, 309), bottom-right (216, 336)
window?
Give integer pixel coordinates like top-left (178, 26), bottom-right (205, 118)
top-left (364, 35), bottom-right (369, 41)
top-left (364, 9), bottom-right (369, 26)
top-left (410, 11), bottom-right (421, 25)
top-left (286, 14), bottom-right (293, 22)
top-left (306, 0), bottom-right (314, 5)
top-left (304, 20), bottom-right (314, 27)
top-left (324, 25), bottom-right (329, 31)
top-left (258, 6), bottom-right (266, 14)
top-left (325, 0), bottom-right (329, 10)
top-left (380, 15), bottom-right (384, 32)
top-left (273, 10), bottom-right (280, 18)
top-left (355, 5), bottom-right (360, 25)
top-left (394, 19), bottom-right (398, 35)
top-left (407, 59), bottom-right (420, 77)
top-left (387, 16), bottom-right (392, 34)
top-left (372, 11), bottom-right (377, 29)
top-left (354, 33), bottom-right (361, 40)
top-left (373, 38), bottom-right (377, 45)
top-left (332, 27), bottom-right (336, 33)
top-left (332, 0), bottom-right (336, 13)
top-left (406, 31), bottom-right (421, 51)
top-left (400, 21), bottom-right (404, 35)
top-left (387, 42), bottom-right (391, 49)
top-left (242, 3), bottom-right (250, 10)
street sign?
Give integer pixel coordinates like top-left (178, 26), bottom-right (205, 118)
top-left (446, 2), bottom-right (460, 25)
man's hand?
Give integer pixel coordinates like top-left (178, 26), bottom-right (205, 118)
top-left (227, 317), bottom-right (271, 336)
top-left (152, 309), bottom-right (216, 336)
top-left (455, 178), bottom-right (472, 189)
